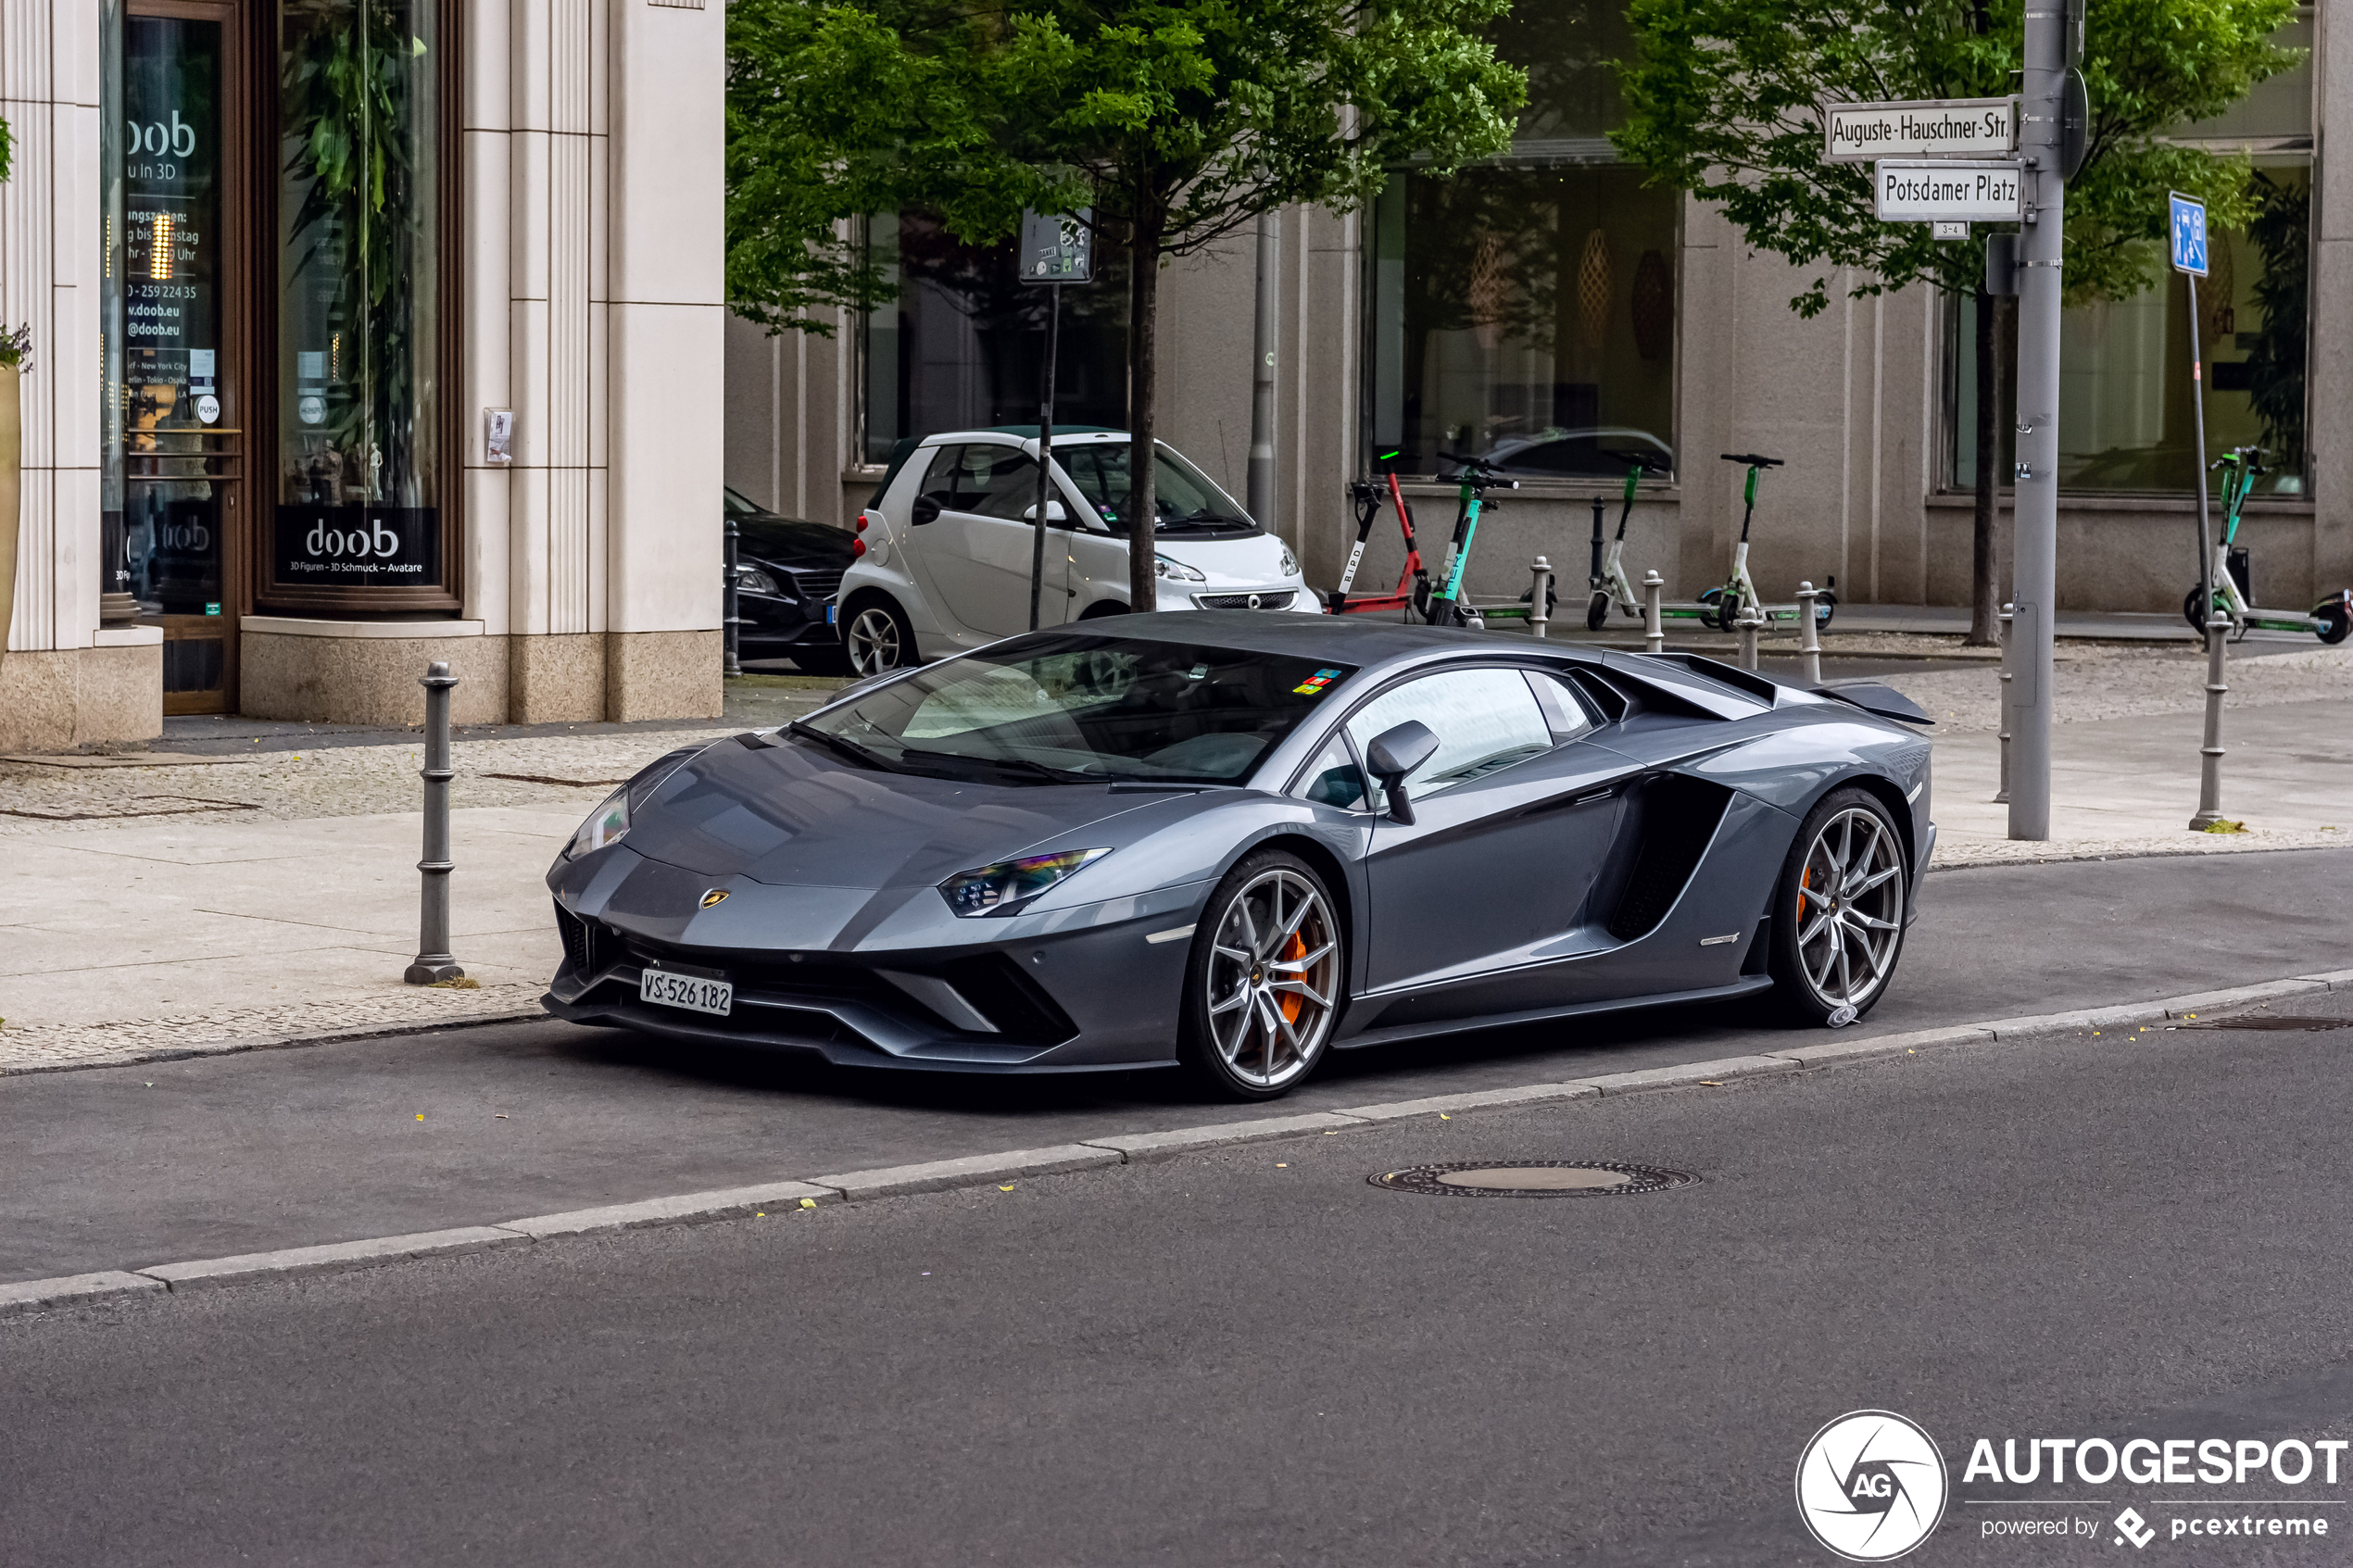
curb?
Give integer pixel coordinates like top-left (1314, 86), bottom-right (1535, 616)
top-left (0, 1004), bottom-right (551, 1079)
top-left (4, 967), bottom-right (2348, 1320)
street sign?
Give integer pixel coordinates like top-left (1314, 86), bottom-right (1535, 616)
top-left (1874, 161), bottom-right (2023, 223)
top-left (1019, 209), bottom-right (1093, 283)
top-left (1931, 220), bottom-right (1969, 241)
top-left (1823, 97), bottom-right (2017, 162)
top-left (2169, 192), bottom-right (2208, 276)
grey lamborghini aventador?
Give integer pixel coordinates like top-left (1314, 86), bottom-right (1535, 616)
top-left (544, 614), bottom-right (1934, 1099)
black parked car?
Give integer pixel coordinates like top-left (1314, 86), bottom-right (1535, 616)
top-left (725, 487), bottom-right (856, 673)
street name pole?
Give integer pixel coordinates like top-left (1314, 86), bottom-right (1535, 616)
top-left (2006, 1), bottom-right (2069, 841)
top-left (1248, 209), bottom-right (1279, 529)
top-left (1020, 207), bottom-right (1090, 632)
top-left (1029, 282), bottom-right (1060, 632)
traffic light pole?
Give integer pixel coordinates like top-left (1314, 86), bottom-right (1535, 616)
top-left (2006, 1), bottom-right (2068, 841)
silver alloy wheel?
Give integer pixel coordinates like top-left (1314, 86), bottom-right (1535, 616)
top-left (1204, 867), bottom-right (1340, 1090)
top-left (1793, 807), bottom-right (1905, 1010)
top-left (845, 606), bottom-right (902, 674)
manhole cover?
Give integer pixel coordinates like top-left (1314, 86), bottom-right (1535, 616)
top-left (1370, 1160), bottom-right (1698, 1198)
top-left (2178, 1015), bottom-right (2352, 1032)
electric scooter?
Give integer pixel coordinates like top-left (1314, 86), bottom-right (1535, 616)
top-left (1585, 449), bottom-right (1673, 631)
top-left (1417, 455), bottom-right (1519, 626)
top-left (1696, 453), bottom-right (1836, 632)
top-left (1328, 450), bottom-right (1427, 616)
top-left (2182, 447), bottom-right (2353, 644)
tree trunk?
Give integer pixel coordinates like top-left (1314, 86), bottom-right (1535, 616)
top-left (1126, 208), bottom-right (1162, 613)
top-left (1967, 286), bottom-right (2001, 645)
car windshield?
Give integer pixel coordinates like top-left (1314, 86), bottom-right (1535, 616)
top-left (1056, 444), bottom-right (1256, 534)
top-left (796, 634), bottom-right (1354, 785)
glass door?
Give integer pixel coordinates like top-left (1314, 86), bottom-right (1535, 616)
top-left (113, 2), bottom-right (245, 714)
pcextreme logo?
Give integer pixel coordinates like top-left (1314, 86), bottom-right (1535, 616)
top-left (1796, 1411), bottom-right (1951, 1562)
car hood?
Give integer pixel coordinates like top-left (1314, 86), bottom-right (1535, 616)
top-left (1153, 531), bottom-right (1302, 590)
top-left (615, 733), bottom-right (1151, 890)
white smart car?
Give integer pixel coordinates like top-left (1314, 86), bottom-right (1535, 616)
top-left (830, 427), bottom-right (1318, 672)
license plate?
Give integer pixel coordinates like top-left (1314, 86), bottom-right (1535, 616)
top-left (640, 968), bottom-right (734, 1016)
top-left (824, 603), bottom-right (837, 625)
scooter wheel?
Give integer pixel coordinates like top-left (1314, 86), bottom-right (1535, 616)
top-left (2182, 586), bottom-right (2212, 634)
top-left (1585, 593), bottom-right (1610, 632)
top-left (1814, 588), bottom-right (1836, 630)
top-left (1696, 586), bottom-right (1725, 631)
top-left (2316, 601), bottom-right (2351, 646)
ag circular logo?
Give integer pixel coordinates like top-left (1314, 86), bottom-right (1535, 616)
top-left (1795, 1410), bottom-right (1948, 1562)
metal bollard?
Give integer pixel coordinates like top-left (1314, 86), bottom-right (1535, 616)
top-left (1735, 604), bottom-right (1762, 671)
top-left (723, 516), bottom-right (743, 678)
top-left (1794, 581), bottom-right (1823, 686)
top-left (2189, 614), bottom-right (2231, 830)
top-left (1994, 603), bottom-right (2013, 803)
top-left (1642, 571), bottom-right (1665, 654)
top-left (1529, 557), bottom-right (1552, 640)
top-left (404, 662), bottom-right (465, 985)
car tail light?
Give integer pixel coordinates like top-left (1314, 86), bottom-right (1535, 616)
top-left (855, 512), bottom-right (872, 533)
top-left (852, 537), bottom-right (866, 557)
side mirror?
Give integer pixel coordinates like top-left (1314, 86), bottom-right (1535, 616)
top-left (911, 494), bottom-right (944, 526)
top-left (1365, 720), bottom-right (1440, 825)
top-left (1023, 499), bottom-right (1067, 523)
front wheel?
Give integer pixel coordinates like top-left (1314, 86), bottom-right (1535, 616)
top-left (2314, 600), bottom-right (2350, 646)
top-left (1768, 787), bottom-right (1909, 1026)
top-left (1586, 592), bottom-right (1611, 632)
top-left (1178, 850), bottom-right (1345, 1100)
top-left (1697, 585), bottom-right (1726, 631)
top-left (840, 596), bottom-right (916, 675)
top-left (2183, 586), bottom-right (2219, 634)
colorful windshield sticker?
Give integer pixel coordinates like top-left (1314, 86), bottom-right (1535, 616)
top-left (1292, 668), bottom-right (1344, 696)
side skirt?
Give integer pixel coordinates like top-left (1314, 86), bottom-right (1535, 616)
top-left (1332, 973), bottom-right (1776, 1053)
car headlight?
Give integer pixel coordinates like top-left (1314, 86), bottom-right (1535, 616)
top-left (939, 848), bottom-right (1111, 916)
top-left (566, 785), bottom-right (631, 859)
top-left (1278, 545), bottom-right (1300, 577)
top-left (1154, 555), bottom-right (1207, 583)
top-left (736, 564), bottom-right (783, 596)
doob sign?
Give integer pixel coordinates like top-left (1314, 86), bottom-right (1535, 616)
top-left (275, 507), bottom-right (439, 587)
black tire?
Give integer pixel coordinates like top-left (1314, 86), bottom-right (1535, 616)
top-left (1814, 588), bottom-right (1837, 630)
top-left (1697, 586), bottom-right (1725, 631)
top-left (1585, 592), bottom-right (1610, 632)
top-left (1767, 786), bottom-right (1909, 1026)
top-left (2314, 601), bottom-right (2350, 646)
top-left (1078, 599), bottom-right (1131, 620)
top-left (2183, 586), bottom-right (2212, 634)
top-left (1177, 848), bottom-right (1345, 1101)
top-left (839, 594), bottom-right (916, 675)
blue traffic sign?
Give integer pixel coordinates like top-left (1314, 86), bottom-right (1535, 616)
top-left (2169, 192), bottom-right (2208, 276)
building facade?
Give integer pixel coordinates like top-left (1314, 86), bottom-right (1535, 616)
top-left (1, 0), bottom-right (726, 752)
top-left (727, 4), bottom-right (2343, 631)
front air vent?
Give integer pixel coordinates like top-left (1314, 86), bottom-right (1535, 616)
top-left (940, 954), bottom-right (1081, 1045)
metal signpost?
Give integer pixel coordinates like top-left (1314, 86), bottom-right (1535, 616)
top-left (2171, 193), bottom-right (2232, 830)
top-left (1833, 50), bottom-right (2068, 839)
top-left (1018, 208), bottom-right (1093, 631)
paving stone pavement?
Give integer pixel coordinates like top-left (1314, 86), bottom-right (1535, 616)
top-left (0, 641), bottom-right (2342, 1076)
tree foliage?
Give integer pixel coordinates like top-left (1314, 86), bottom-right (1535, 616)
top-left (1611, 0), bottom-right (2300, 314)
top-left (724, 0), bottom-right (1528, 332)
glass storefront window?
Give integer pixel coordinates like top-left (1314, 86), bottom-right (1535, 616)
top-left (1951, 166), bottom-right (2310, 496)
top-left (860, 211), bottom-right (1130, 465)
top-left (1366, 0), bottom-right (1676, 480)
top-left (273, 0), bottom-right (441, 590)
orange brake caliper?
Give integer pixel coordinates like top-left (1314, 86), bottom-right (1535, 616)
top-left (1278, 932), bottom-right (1306, 1023)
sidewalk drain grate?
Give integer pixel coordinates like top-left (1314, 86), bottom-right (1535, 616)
top-left (1370, 1160), bottom-right (1698, 1198)
top-left (2177, 1015), bottom-right (2351, 1032)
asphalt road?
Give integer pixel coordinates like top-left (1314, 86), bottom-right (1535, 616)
top-left (5, 848), bottom-right (2348, 1284)
top-left (6, 987), bottom-right (2352, 1566)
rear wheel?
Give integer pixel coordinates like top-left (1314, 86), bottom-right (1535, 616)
top-left (2315, 600), bottom-right (2351, 646)
top-left (1813, 588), bottom-right (1837, 629)
top-left (1768, 787), bottom-right (1908, 1025)
top-left (1178, 850), bottom-right (1344, 1100)
top-left (841, 595), bottom-right (915, 675)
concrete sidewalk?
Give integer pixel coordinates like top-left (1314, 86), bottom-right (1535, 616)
top-left (1, 648), bottom-right (2344, 1076)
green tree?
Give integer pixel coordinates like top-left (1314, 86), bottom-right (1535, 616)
top-left (0, 116), bottom-right (12, 182)
top-left (726, 0), bottom-right (1525, 610)
top-left (1613, 0), bottom-right (2296, 642)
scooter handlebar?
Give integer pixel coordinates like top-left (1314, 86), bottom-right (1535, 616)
top-left (1718, 452), bottom-right (1785, 468)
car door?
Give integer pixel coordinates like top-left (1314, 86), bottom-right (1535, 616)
top-left (903, 444), bottom-right (1060, 640)
top-left (1345, 665), bottom-right (1639, 1010)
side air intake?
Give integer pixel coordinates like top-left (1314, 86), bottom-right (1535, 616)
top-left (1606, 775), bottom-right (1733, 942)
